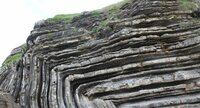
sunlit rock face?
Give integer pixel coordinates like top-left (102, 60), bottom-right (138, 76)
top-left (1, 0), bottom-right (200, 108)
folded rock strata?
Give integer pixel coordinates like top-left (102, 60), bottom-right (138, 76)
top-left (1, 0), bottom-right (200, 108)
top-left (0, 92), bottom-right (20, 108)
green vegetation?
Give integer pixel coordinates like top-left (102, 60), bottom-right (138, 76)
top-left (91, 0), bottom-right (131, 32)
top-left (92, 20), bottom-right (108, 33)
top-left (3, 53), bottom-right (22, 65)
top-left (19, 43), bottom-right (27, 50)
top-left (2, 43), bottom-right (26, 66)
top-left (178, 0), bottom-right (197, 11)
top-left (95, 0), bottom-right (130, 13)
top-left (91, 11), bottom-right (102, 17)
top-left (46, 0), bottom-right (131, 25)
top-left (46, 13), bottom-right (81, 24)
top-left (91, 0), bottom-right (130, 18)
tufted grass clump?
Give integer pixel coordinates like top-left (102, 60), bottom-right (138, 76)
top-left (3, 53), bottom-right (22, 65)
top-left (46, 0), bottom-right (131, 25)
top-left (46, 13), bottom-right (81, 24)
top-left (2, 43), bottom-right (27, 66)
top-left (178, 0), bottom-right (197, 11)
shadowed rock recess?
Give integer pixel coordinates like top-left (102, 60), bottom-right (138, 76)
top-left (1, 0), bottom-right (200, 107)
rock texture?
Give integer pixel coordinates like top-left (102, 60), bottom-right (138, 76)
top-left (0, 92), bottom-right (20, 108)
top-left (1, 0), bottom-right (200, 108)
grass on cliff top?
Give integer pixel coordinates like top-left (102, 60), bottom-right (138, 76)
top-left (19, 43), bottom-right (27, 50)
top-left (46, 13), bottom-right (81, 24)
top-left (95, 0), bottom-right (130, 13)
top-left (2, 44), bottom-right (26, 66)
top-left (91, 0), bottom-right (130, 32)
top-left (46, 0), bottom-right (130, 24)
top-left (90, 0), bottom-right (130, 18)
top-left (178, 0), bottom-right (197, 11)
top-left (3, 53), bottom-right (22, 65)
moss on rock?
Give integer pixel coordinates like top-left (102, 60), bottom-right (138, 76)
top-left (178, 0), bottom-right (197, 11)
top-left (3, 53), bottom-right (22, 66)
top-left (46, 13), bottom-right (81, 24)
top-left (2, 44), bottom-right (26, 66)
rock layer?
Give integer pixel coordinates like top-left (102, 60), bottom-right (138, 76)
top-left (0, 92), bottom-right (20, 108)
top-left (1, 0), bottom-right (200, 108)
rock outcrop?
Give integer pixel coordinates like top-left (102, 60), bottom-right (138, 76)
top-left (0, 92), bottom-right (20, 108)
top-left (1, 0), bottom-right (200, 108)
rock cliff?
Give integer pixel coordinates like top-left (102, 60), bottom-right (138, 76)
top-left (1, 0), bottom-right (200, 108)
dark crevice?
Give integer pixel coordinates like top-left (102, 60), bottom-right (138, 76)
top-left (37, 59), bottom-right (43, 108)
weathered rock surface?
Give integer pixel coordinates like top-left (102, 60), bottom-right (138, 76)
top-left (1, 0), bottom-right (200, 108)
top-left (0, 92), bottom-right (20, 108)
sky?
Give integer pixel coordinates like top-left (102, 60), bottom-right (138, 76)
top-left (0, 0), bottom-right (122, 66)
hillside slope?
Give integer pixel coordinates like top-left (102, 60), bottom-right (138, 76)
top-left (1, 0), bottom-right (200, 108)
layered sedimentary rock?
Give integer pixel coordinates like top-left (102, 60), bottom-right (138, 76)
top-left (0, 92), bottom-right (20, 108)
top-left (1, 0), bottom-right (200, 108)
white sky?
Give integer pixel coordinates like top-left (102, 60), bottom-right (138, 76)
top-left (0, 0), bottom-right (122, 66)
